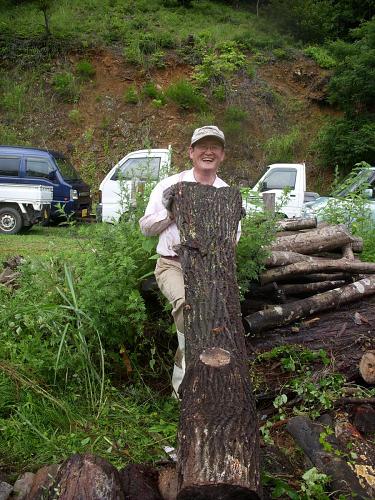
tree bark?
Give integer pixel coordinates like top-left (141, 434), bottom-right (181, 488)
top-left (271, 224), bottom-right (361, 254)
top-left (265, 251), bottom-right (331, 267)
top-left (277, 280), bottom-right (346, 296)
top-left (171, 182), bottom-right (261, 500)
top-left (276, 217), bottom-right (317, 231)
top-left (245, 275), bottom-right (375, 333)
top-left (48, 454), bottom-right (124, 499)
top-left (261, 259), bottom-right (375, 285)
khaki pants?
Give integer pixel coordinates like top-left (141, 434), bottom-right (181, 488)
top-left (154, 257), bottom-right (185, 396)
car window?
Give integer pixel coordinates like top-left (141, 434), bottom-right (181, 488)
top-left (54, 157), bottom-right (79, 180)
top-left (0, 156), bottom-right (21, 176)
top-left (26, 157), bottom-right (53, 179)
top-left (262, 169), bottom-right (297, 190)
top-left (111, 157), bottom-right (161, 181)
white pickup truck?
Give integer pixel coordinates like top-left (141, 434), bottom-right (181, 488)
top-left (97, 149), bottom-right (317, 222)
top-left (0, 183), bottom-right (53, 234)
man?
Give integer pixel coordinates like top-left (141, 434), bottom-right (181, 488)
top-left (139, 125), bottom-right (240, 396)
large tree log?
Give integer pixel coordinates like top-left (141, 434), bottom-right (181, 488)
top-left (261, 259), bottom-right (375, 285)
top-left (271, 224), bottom-right (362, 254)
top-left (48, 454), bottom-right (124, 499)
top-left (245, 275), bottom-right (375, 333)
top-left (277, 280), bottom-right (346, 296)
top-left (172, 182), bottom-right (260, 500)
top-left (276, 217), bottom-right (317, 231)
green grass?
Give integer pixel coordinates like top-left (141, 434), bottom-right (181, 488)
top-left (0, 226), bottom-right (85, 260)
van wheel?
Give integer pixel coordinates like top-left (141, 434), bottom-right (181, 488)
top-left (0, 207), bottom-right (23, 234)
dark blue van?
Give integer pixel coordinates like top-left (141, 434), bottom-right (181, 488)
top-left (0, 146), bottom-right (91, 220)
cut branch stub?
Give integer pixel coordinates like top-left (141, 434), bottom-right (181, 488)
top-left (171, 182), bottom-right (261, 499)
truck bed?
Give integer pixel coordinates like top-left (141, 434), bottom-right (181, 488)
top-left (0, 183), bottom-right (53, 204)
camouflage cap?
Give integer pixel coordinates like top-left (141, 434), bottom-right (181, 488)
top-left (190, 125), bottom-right (225, 146)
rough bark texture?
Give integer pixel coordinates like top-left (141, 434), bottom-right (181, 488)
top-left (276, 217), bottom-right (317, 231)
top-left (245, 275), bottom-right (375, 333)
top-left (119, 464), bottom-right (162, 500)
top-left (260, 259), bottom-right (375, 285)
top-left (171, 182), bottom-right (260, 500)
top-left (271, 224), bottom-right (361, 254)
top-left (48, 454), bottom-right (124, 500)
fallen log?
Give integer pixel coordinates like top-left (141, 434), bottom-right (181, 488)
top-left (47, 454), bottom-right (124, 499)
top-left (359, 351), bottom-right (375, 384)
top-left (276, 217), bottom-right (317, 231)
top-left (261, 260), bottom-right (375, 285)
top-left (277, 280), bottom-right (346, 296)
top-left (286, 416), bottom-right (369, 499)
top-left (245, 275), bottom-right (375, 333)
top-left (271, 224), bottom-right (361, 254)
top-left (265, 251), bottom-right (325, 267)
top-left (172, 182), bottom-right (261, 499)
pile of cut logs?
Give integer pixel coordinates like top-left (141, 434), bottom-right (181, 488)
top-left (244, 218), bottom-right (375, 334)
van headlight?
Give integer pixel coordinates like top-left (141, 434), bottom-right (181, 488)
top-left (70, 189), bottom-right (78, 200)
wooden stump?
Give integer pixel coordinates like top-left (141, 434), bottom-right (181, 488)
top-left (171, 182), bottom-right (261, 500)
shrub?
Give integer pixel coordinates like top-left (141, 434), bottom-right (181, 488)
top-left (124, 85), bottom-right (139, 104)
top-left (166, 79), bottom-right (206, 111)
top-left (123, 42), bottom-right (144, 66)
top-left (0, 82), bottom-right (27, 117)
top-left (304, 46), bottom-right (336, 69)
top-left (76, 59), bottom-right (96, 79)
top-left (265, 126), bottom-right (301, 164)
top-left (142, 81), bottom-right (165, 103)
top-left (68, 109), bottom-right (82, 124)
top-left (52, 71), bottom-right (80, 103)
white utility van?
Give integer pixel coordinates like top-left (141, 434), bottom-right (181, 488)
top-left (97, 149), bottom-right (317, 222)
top-left (97, 148), bottom-right (171, 223)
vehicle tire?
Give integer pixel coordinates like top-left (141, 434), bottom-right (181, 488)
top-left (0, 207), bottom-right (23, 234)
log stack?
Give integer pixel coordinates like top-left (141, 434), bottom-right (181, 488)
top-left (244, 220), bottom-right (375, 334)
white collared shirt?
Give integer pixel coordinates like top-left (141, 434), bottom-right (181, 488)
top-left (139, 168), bottom-right (241, 256)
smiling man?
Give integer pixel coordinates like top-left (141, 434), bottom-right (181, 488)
top-left (139, 125), bottom-right (240, 396)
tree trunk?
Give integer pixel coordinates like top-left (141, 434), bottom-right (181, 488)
top-left (276, 217), bottom-right (317, 231)
top-left (271, 224), bottom-right (362, 254)
top-left (245, 275), bottom-right (375, 333)
top-left (171, 182), bottom-right (261, 500)
top-left (48, 454), bottom-right (124, 499)
top-left (261, 259), bottom-right (375, 285)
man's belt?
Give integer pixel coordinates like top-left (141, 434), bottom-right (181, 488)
top-left (161, 255), bottom-right (180, 261)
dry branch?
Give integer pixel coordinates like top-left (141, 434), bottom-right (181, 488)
top-left (261, 260), bottom-right (375, 285)
top-left (271, 224), bottom-right (361, 254)
top-left (245, 275), bottom-right (375, 333)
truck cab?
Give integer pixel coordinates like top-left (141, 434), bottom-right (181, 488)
top-left (97, 148), bottom-right (171, 222)
top-left (251, 163), bottom-right (318, 217)
top-left (0, 146), bottom-right (91, 221)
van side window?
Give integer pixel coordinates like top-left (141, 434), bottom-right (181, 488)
top-left (111, 157), bottom-right (161, 181)
top-left (0, 156), bottom-right (20, 176)
top-left (26, 158), bottom-right (53, 179)
top-left (263, 169), bottom-right (297, 190)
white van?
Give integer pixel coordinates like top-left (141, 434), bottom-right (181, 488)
top-left (97, 148), bottom-right (171, 222)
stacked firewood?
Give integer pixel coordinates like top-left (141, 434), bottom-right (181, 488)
top-left (244, 218), bottom-right (375, 334)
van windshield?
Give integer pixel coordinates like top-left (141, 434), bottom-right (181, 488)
top-left (54, 158), bottom-right (80, 181)
top-left (336, 169), bottom-right (375, 196)
top-left (112, 157), bottom-right (161, 181)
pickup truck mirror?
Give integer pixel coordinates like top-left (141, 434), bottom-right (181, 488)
top-left (259, 181), bottom-right (268, 192)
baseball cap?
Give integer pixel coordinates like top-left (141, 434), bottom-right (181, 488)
top-left (190, 125), bottom-right (225, 146)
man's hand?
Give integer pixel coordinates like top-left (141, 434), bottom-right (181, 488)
top-left (162, 186), bottom-right (175, 213)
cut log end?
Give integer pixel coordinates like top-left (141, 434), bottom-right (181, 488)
top-left (177, 484), bottom-right (260, 500)
top-left (199, 347), bottom-right (231, 367)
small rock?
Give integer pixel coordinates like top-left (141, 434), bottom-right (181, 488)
top-left (12, 472), bottom-right (35, 500)
top-left (0, 481), bottom-right (12, 500)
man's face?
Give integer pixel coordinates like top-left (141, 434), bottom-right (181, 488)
top-left (189, 137), bottom-right (225, 174)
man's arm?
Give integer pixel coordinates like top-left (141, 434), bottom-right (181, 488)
top-left (139, 181), bottom-right (175, 237)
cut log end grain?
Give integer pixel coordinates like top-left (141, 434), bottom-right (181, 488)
top-left (199, 347), bottom-right (231, 367)
top-left (359, 351), bottom-right (375, 384)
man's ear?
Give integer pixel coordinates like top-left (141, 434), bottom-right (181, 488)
top-left (188, 146), bottom-right (194, 160)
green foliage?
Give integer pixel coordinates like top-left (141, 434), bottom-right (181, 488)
top-left (304, 46), bottom-right (336, 68)
top-left (236, 208), bottom-right (278, 298)
top-left (314, 117), bottom-right (375, 173)
top-left (142, 81), bottom-right (166, 104)
top-left (0, 81), bottom-right (27, 118)
top-left (124, 85), bottom-right (139, 104)
top-left (300, 467), bottom-right (330, 499)
top-left (265, 126), bottom-right (301, 164)
top-left (68, 108), bottom-right (82, 124)
top-left (76, 59), bottom-right (96, 79)
top-left (194, 42), bottom-right (246, 89)
top-left (166, 79), bottom-right (206, 111)
top-left (52, 71), bottom-right (80, 103)
top-left (223, 105), bottom-right (248, 137)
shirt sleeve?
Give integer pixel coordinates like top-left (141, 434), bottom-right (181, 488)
top-left (139, 181), bottom-right (174, 236)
